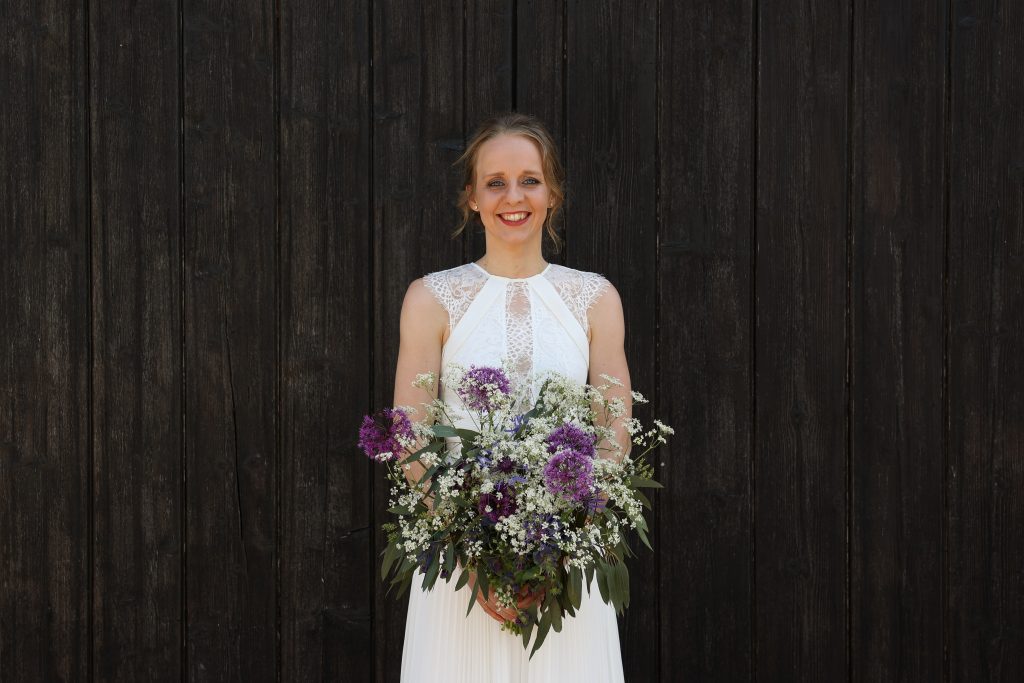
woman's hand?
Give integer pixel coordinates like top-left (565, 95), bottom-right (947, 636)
top-left (466, 568), bottom-right (546, 624)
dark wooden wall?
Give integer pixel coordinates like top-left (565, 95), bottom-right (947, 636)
top-left (1, 0), bottom-right (1021, 681)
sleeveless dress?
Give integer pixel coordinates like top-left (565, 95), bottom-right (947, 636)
top-left (399, 261), bottom-right (626, 683)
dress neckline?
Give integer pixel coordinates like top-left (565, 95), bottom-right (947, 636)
top-left (470, 261), bottom-right (552, 282)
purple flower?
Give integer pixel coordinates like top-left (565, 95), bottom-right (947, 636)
top-left (545, 422), bottom-right (597, 458)
top-left (358, 407), bottom-right (414, 463)
top-left (457, 365), bottom-right (512, 413)
top-left (495, 456), bottom-right (516, 473)
top-left (543, 449), bottom-right (594, 503)
top-left (478, 481), bottom-right (517, 524)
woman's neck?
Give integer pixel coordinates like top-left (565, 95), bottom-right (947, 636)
top-left (475, 252), bottom-right (548, 279)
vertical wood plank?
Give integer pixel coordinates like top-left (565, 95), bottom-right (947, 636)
top-left (948, 1), bottom-right (1024, 680)
top-left (565, 1), bottom-right (659, 678)
top-left (516, 0), bottom-right (566, 264)
top-left (754, 0), bottom-right (849, 678)
top-left (181, 0), bottom-right (278, 680)
top-left (278, 0), bottom-right (373, 681)
top-left (464, 0), bottom-right (514, 260)
top-left (849, 0), bottom-right (947, 679)
top-left (0, 1), bottom-right (90, 680)
top-left (372, 2), bottom-right (465, 680)
top-left (657, 0), bottom-right (755, 680)
top-left (88, 0), bottom-right (184, 679)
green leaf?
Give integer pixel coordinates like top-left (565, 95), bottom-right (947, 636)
top-left (443, 544), bottom-right (456, 578)
top-left (380, 541), bottom-right (402, 582)
top-left (423, 550), bottom-right (441, 589)
top-left (386, 505), bottom-right (413, 515)
top-left (568, 567), bottom-right (583, 610)
top-left (596, 563), bottom-right (610, 604)
top-left (634, 489), bottom-right (652, 509)
top-left (549, 595), bottom-right (563, 633)
top-left (637, 524), bottom-right (653, 552)
top-left (415, 463), bottom-right (441, 486)
top-left (584, 565), bottom-right (595, 596)
top-left (467, 575), bottom-right (480, 617)
top-left (431, 424), bottom-right (459, 437)
top-left (455, 568), bottom-right (470, 592)
top-left (627, 475), bottom-right (663, 489)
top-left (528, 608), bottom-right (554, 659)
top-left (454, 428), bottom-right (479, 441)
top-left (477, 570), bottom-right (489, 599)
top-left (609, 560), bottom-right (630, 613)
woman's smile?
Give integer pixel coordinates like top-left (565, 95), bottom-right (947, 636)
top-left (497, 211), bottom-right (531, 226)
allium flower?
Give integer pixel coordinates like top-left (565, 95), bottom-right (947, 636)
top-left (457, 365), bottom-right (512, 413)
top-left (543, 449), bottom-right (594, 503)
top-left (478, 481), bottom-right (517, 524)
top-left (494, 456), bottom-right (516, 474)
top-left (358, 407), bottom-right (413, 463)
top-left (545, 422), bottom-right (597, 458)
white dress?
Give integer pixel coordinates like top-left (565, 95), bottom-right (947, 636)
top-left (400, 261), bottom-right (625, 683)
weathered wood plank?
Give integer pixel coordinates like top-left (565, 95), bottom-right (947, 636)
top-left (565, 1), bottom-right (659, 678)
top-left (657, 0), bottom-right (755, 679)
top-left (370, 1), bottom-right (464, 681)
top-left (181, 0), bottom-right (278, 680)
top-left (278, 0), bottom-right (373, 680)
top-left (88, 1), bottom-right (184, 679)
top-left (849, 0), bottom-right (947, 679)
top-left (754, 0), bottom-right (850, 678)
top-left (948, 1), bottom-right (1024, 681)
top-left (0, 1), bottom-right (90, 680)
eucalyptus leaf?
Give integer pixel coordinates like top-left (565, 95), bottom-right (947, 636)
top-left (431, 424), bottom-right (458, 437)
top-left (454, 568), bottom-right (470, 592)
top-left (627, 474), bottom-right (663, 489)
top-left (568, 567), bottom-right (583, 610)
top-left (596, 564), bottom-right (610, 604)
top-left (528, 608), bottom-right (553, 659)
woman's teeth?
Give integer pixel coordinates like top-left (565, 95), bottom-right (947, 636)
top-left (499, 212), bottom-right (529, 221)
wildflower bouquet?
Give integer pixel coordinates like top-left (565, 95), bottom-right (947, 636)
top-left (358, 362), bottom-right (672, 658)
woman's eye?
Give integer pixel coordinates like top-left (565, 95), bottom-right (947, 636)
top-left (523, 177), bottom-right (540, 185)
top-left (488, 180), bottom-right (505, 188)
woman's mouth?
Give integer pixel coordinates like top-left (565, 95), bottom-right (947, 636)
top-left (497, 211), bottom-right (531, 227)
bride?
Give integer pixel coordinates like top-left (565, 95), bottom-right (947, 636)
top-left (392, 112), bottom-right (632, 682)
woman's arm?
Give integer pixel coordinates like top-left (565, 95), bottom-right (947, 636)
top-left (392, 278), bottom-right (448, 501)
top-left (587, 282), bottom-right (632, 463)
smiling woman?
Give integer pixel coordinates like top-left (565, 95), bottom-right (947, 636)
top-left (392, 112), bottom-right (630, 682)
top-left (452, 112), bottom-right (566, 257)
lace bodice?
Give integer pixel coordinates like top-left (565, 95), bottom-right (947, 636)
top-left (423, 261), bottom-right (611, 416)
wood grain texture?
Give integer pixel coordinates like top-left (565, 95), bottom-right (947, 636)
top-left (0, 1), bottom-right (1021, 681)
top-left (464, 0), bottom-right (515, 260)
top-left (371, 1), bottom-right (464, 680)
top-left (182, 0), bottom-right (278, 680)
top-left (278, 0), bottom-right (373, 681)
top-left (88, 0), bottom-right (184, 679)
top-left (657, 0), bottom-right (755, 680)
top-left (0, 1), bottom-right (90, 680)
top-left (850, 1), bottom-right (947, 680)
top-left (517, 0), bottom-right (567, 264)
top-left (948, 1), bottom-right (1024, 681)
top-left (565, 0), bottom-right (659, 678)
top-left (754, 0), bottom-right (850, 679)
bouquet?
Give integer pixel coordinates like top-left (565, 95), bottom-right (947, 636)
top-left (358, 362), bottom-right (672, 657)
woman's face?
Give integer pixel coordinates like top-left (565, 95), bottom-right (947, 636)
top-left (467, 134), bottom-right (553, 249)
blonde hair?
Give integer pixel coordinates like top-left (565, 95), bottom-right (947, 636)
top-left (452, 112), bottom-right (565, 253)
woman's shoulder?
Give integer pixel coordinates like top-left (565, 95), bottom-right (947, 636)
top-left (545, 262), bottom-right (615, 303)
top-left (543, 263), bottom-right (617, 334)
top-left (413, 263), bottom-right (489, 327)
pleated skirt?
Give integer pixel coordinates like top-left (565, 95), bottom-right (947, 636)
top-left (400, 565), bottom-right (625, 682)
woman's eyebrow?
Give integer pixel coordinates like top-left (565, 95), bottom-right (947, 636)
top-left (482, 170), bottom-right (543, 178)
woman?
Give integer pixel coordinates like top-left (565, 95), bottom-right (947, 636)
top-left (393, 112), bottom-right (631, 682)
